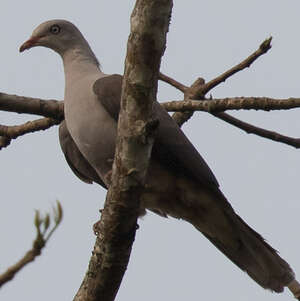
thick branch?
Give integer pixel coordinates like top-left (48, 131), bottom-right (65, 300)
top-left (0, 92), bottom-right (64, 119)
top-left (2, 93), bottom-right (300, 117)
top-left (73, 1), bottom-right (173, 301)
top-left (162, 97), bottom-right (300, 113)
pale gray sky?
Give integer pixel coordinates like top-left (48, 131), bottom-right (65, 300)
top-left (1, 1), bottom-right (300, 300)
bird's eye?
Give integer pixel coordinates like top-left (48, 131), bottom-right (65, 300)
top-left (50, 24), bottom-right (61, 35)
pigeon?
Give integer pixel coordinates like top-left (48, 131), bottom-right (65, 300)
top-left (20, 19), bottom-right (300, 295)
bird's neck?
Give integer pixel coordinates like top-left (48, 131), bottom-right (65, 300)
top-left (62, 46), bottom-right (103, 84)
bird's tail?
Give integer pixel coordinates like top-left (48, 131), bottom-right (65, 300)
top-left (143, 165), bottom-right (300, 297)
top-left (196, 215), bottom-right (294, 292)
top-left (189, 189), bottom-right (298, 295)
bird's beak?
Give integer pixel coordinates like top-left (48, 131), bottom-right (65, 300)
top-left (19, 36), bottom-right (43, 52)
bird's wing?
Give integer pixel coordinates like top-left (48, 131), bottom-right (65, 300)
top-left (58, 120), bottom-right (107, 188)
top-left (93, 74), bottom-right (219, 188)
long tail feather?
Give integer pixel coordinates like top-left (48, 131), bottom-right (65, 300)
top-left (194, 207), bottom-right (295, 292)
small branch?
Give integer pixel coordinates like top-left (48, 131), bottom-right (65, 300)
top-left (2, 93), bottom-right (299, 118)
top-left (201, 37), bottom-right (272, 95)
top-left (159, 72), bottom-right (187, 92)
top-left (0, 92), bottom-right (64, 119)
top-left (0, 248), bottom-right (42, 287)
top-left (160, 38), bottom-right (272, 126)
top-left (162, 97), bottom-right (300, 149)
top-left (0, 202), bottom-right (63, 288)
top-left (172, 110), bottom-right (195, 127)
top-left (0, 116), bottom-right (60, 138)
top-left (0, 118), bottom-right (61, 150)
top-left (162, 97), bottom-right (300, 113)
top-left (0, 39), bottom-right (270, 124)
top-left (216, 112), bottom-right (300, 149)
top-left (171, 77), bottom-right (206, 125)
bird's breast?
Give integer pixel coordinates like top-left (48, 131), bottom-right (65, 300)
top-left (64, 75), bottom-right (117, 183)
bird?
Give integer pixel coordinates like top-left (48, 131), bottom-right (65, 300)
top-left (19, 19), bottom-right (300, 296)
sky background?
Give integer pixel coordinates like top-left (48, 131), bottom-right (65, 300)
top-left (1, 1), bottom-right (300, 300)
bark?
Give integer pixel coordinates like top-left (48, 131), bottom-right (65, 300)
top-left (0, 92), bottom-right (64, 119)
top-left (162, 97), bottom-right (300, 112)
top-left (0, 118), bottom-right (60, 149)
top-left (73, 1), bottom-right (173, 301)
top-left (0, 249), bottom-right (42, 287)
top-left (214, 112), bottom-right (300, 149)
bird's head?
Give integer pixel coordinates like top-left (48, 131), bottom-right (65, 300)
top-left (19, 19), bottom-right (86, 55)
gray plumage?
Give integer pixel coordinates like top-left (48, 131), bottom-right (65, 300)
top-left (59, 120), bottom-right (105, 187)
top-left (20, 19), bottom-right (296, 293)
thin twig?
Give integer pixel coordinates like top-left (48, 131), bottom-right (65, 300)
top-left (201, 37), bottom-right (272, 95)
top-left (0, 202), bottom-right (63, 288)
top-left (171, 77), bottom-right (206, 125)
top-left (159, 72), bottom-right (187, 92)
top-left (159, 37), bottom-right (273, 127)
top-left (0, 248), bottom-right (42, 287)
top-left (215, 112), bottom-right (300, 149)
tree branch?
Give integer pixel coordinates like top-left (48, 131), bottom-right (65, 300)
top-left (0, 249), bottom-right (42, 287)
top-left (73, 1), bottom-right (173, 301)
top-left (215, 112), bottom-right (300, 149)
top-left (159, 72), bottom-right (187, 92)
top-left (159, 37), bottom-right (273, 127)
top-left (200, 37), bottom-right (272, 95)
top-left (0, 92), bottom-right (64, 119)
top-left (1, 89), bottom-right (300, 150)
top-left (171, 77), bottom-right (206, 125)
top-left (0, 36), bottom-right (296, 153)
top-left (1, 90), bottom-right (300, 150)
top-left (161, 97), bottom-right (300, 148)
top-left (2, 93), bottom-right (300, 117)
top-left (0, 202), bottom-right (62, 288)
top-left (162, 97), bottom-right (300, 112)
top-left (0, 93), bottom-right (63, 149)
top-left (0, 118), bottom-right (61, 150)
